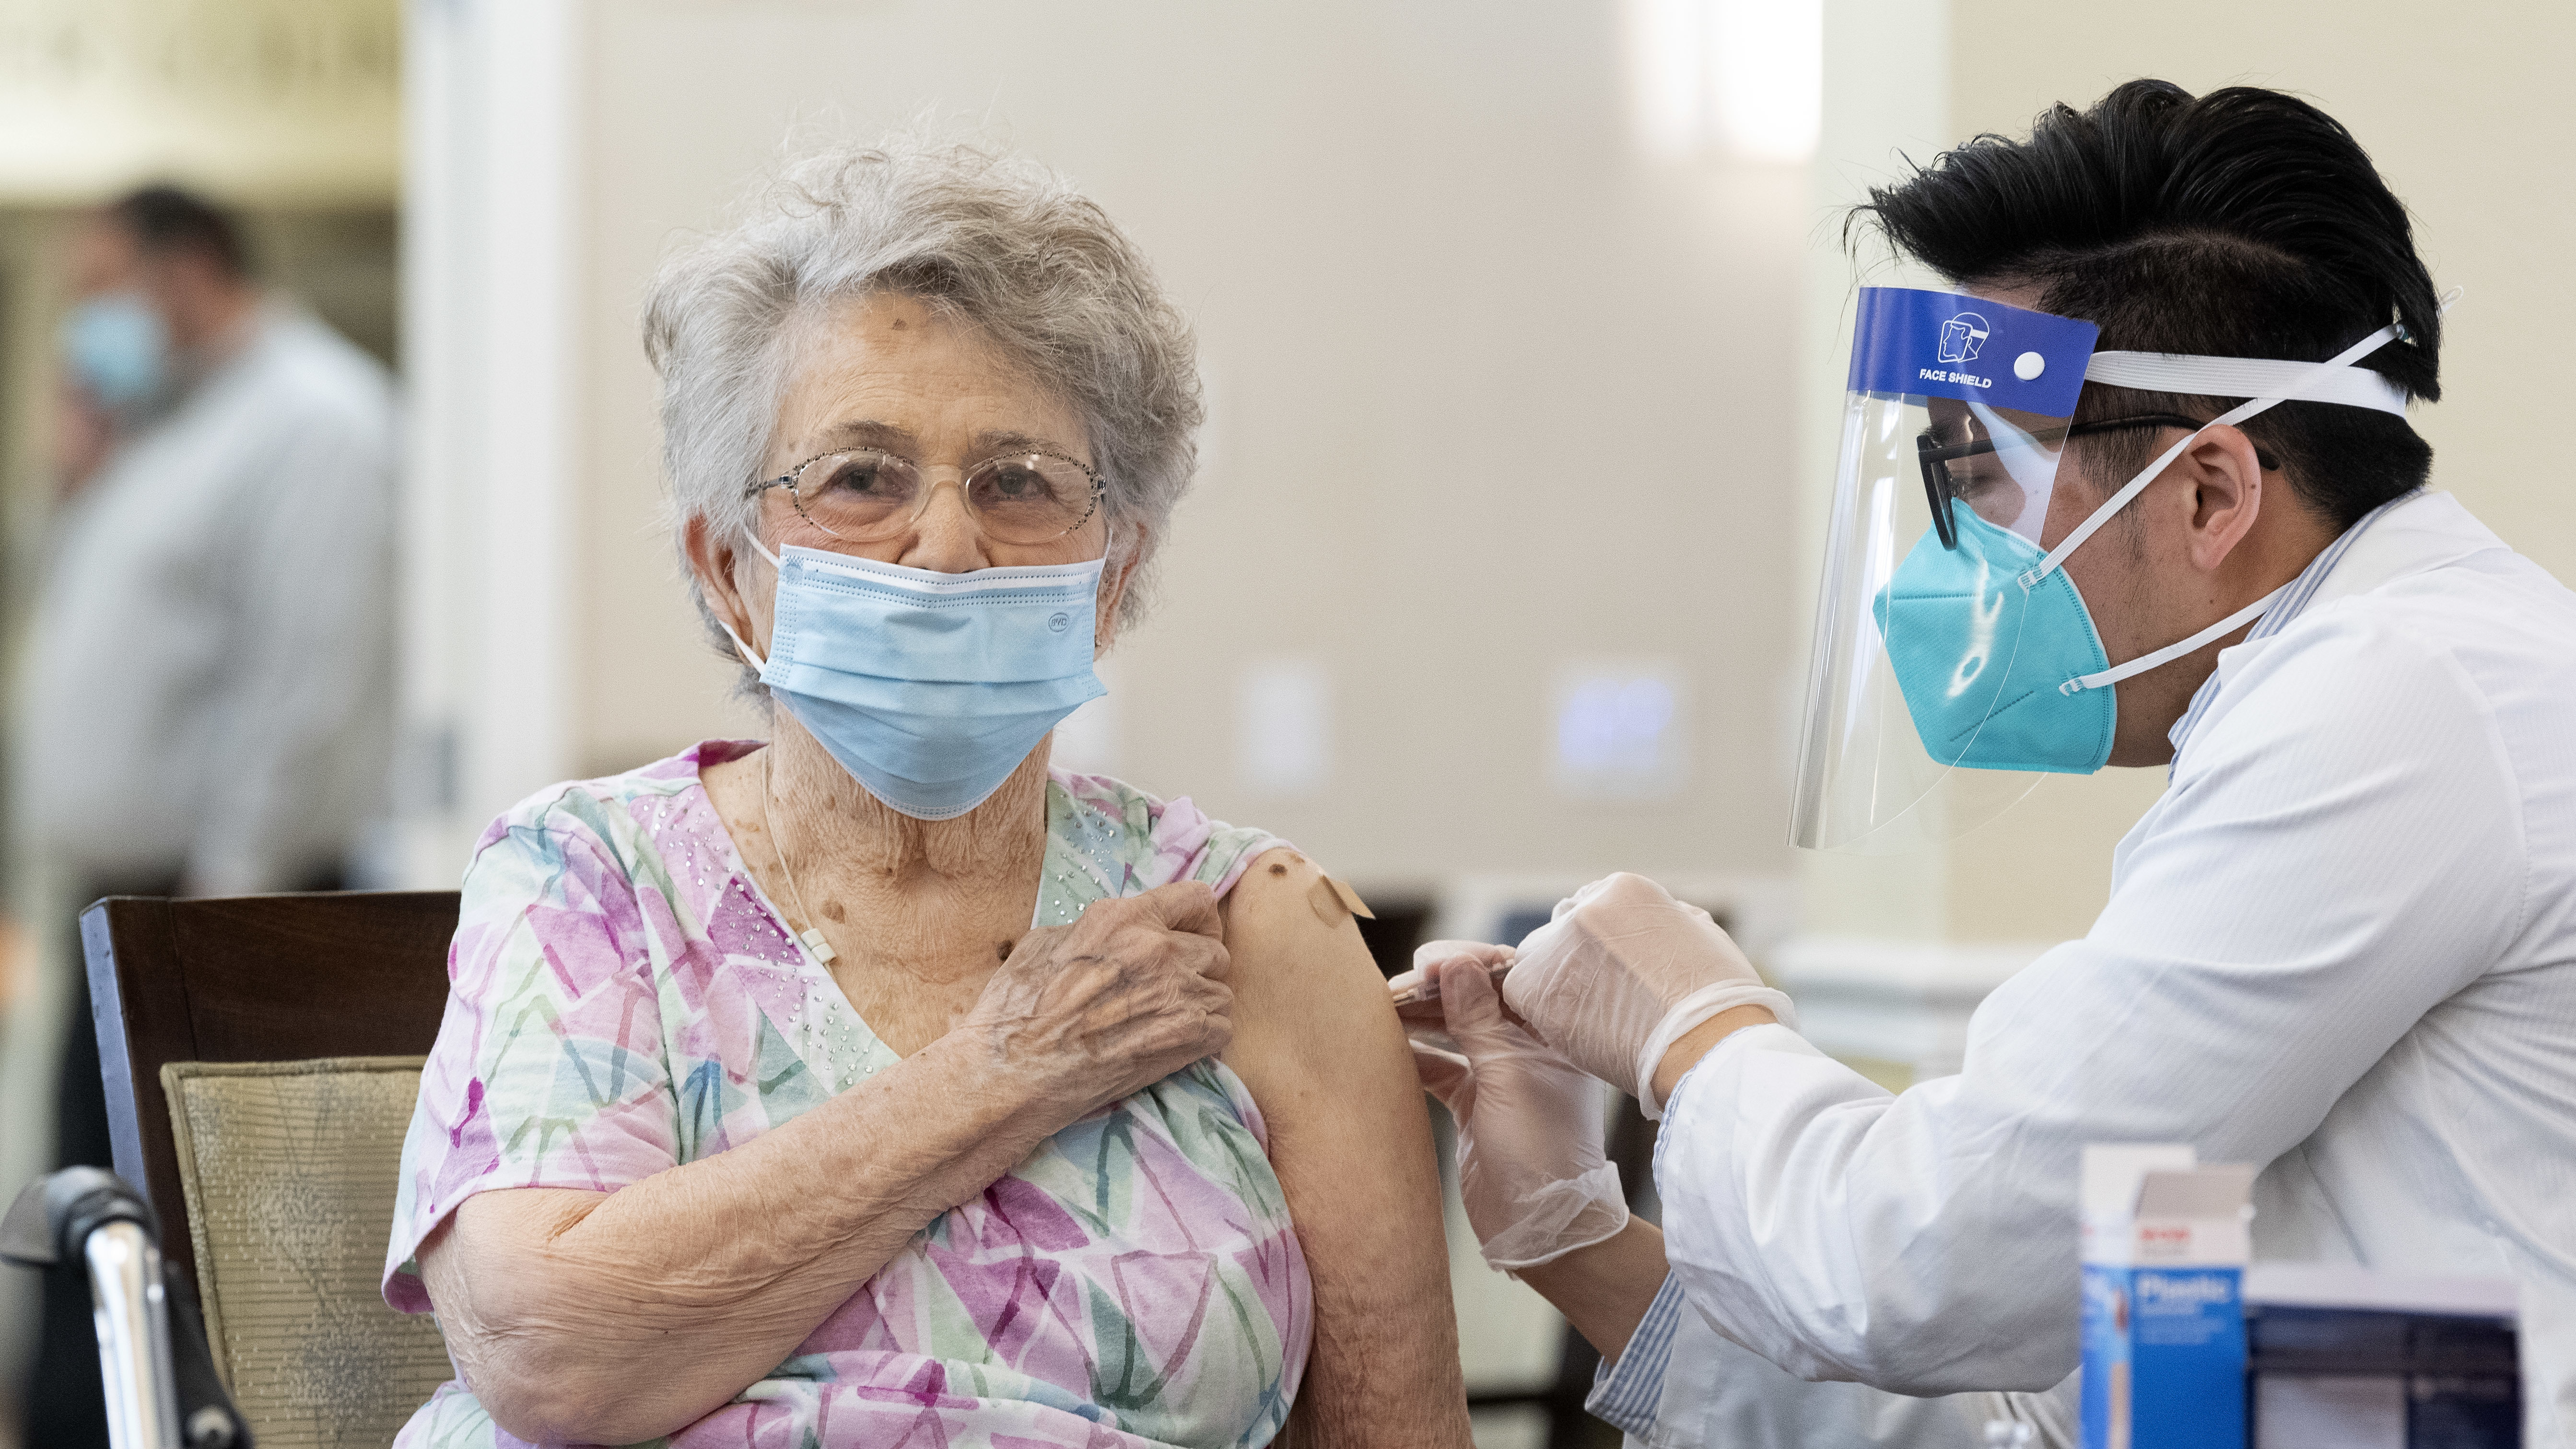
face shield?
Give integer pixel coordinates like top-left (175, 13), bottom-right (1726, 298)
top-left (1789, 288), bottom-right (2104, 853)
top-left (1788, 285), bottom-right (2421, 854)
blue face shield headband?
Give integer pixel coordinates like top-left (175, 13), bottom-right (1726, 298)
top-left (722, 538), bottom-right (1108, 820)
top-left (1854, 287), bottom-right (2424, 777)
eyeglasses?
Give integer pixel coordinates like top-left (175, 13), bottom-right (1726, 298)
top-left (749, 447), bottom-right (1106, 547)
top-left (1917, 412), bottom-right (2281, 550)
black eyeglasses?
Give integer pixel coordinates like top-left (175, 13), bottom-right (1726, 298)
top-left (1917, 412), bottom-right (2281, 549)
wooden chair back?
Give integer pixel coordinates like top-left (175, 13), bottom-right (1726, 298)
top-left (80, 891), bottom-right (459, 1290)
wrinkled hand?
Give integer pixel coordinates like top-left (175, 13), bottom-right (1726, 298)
top-left (1502, 873), bottom-right (1794, 1118)
top-left (1408, 943), bottom-right (1627, 1273)
top-left (964, 881), bottom-right (1232, 1123)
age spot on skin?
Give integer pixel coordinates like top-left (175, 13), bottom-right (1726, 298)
top-left (995, 941), bottom-right (1013, 962)
top-left (824, 902), bottom-right (846, 923)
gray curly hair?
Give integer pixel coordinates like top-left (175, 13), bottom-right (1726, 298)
top-left (643, 136), bottom-right (1203, 679)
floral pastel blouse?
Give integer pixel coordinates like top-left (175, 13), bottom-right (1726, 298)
top-left (383, 741), bottom-right (1311, 1449)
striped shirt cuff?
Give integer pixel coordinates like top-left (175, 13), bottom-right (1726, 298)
top-left (1586, 1271), bottom-right (1688, 1438)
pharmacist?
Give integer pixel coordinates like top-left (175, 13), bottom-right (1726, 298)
top-left (1402, 81), bottom-right (2576, 1447)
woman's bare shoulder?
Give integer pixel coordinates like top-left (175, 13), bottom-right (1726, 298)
top-left (1218, 848), bottom-right (1374, 981)
top-left (1217, 848), bottom-right (1397, 1096)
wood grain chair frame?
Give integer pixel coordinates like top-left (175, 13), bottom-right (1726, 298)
top-left (80, 890), bottom-right (459, 1290)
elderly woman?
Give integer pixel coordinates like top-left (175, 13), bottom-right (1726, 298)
top-left (380, 141), bottom-right (1469, 1448)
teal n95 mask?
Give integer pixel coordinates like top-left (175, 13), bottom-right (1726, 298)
top-left (1788, 285), bottom-right (2418, 853)
top-left (722, 540), bottom-right (1108, 820)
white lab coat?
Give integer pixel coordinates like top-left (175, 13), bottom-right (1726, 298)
top-left (1650, 491), bottom-right (2576, 1446)
top-left (1587, 1287), bottom-right (2071, 1448)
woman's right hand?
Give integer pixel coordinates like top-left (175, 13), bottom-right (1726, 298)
top-left (963, 880), bottom-right (1234, 1119)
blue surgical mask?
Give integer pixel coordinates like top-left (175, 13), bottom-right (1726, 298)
top-left (725, 541), bottom-right (1108, 819)
top-left (59, 293), bottom-right (170, 408)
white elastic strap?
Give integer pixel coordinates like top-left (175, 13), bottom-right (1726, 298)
top-left (718, 535), bottom-right (785, 671)
top-left (720, 620), bottom-right (769, 672)
top-left (2022, 319), bottom-right (2406, 589)
top-left (2060, 584), bottom-right (2286, 695)
top-left (2084, 352), bottom-right (2410, 416)
top-left (1634, 983), bottom-right (1798, 1120)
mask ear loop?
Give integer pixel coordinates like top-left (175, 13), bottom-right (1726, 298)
top-left (2059, 587), bottom-right (2284, 695)
top-left (1093, 518), bottom-right (1120, 642)
top-left (717, 531), bottom-right (784, 673)
top-left (719, 619), bottom-right (770, 674)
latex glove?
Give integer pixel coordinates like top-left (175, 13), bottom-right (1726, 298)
top-left (1386, 938), bottom-right (1516, 1035)
top-left (1408, 942), bottom-right (1628, 1272)
top-left (1503, 872), bottom-right (1796, 1119)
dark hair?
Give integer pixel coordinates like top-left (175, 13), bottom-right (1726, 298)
top-left (1852, 80), bottom-right (2438, 530)
top-left (109, 184), bottom-right (250, 280)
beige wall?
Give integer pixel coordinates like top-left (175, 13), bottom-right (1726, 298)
top-left (1795, 2), bottom-right (2576, 962)
top-left (431, 0), bottom-right (2573, 940)
top-left (566, 0), bottom-right (1815, 893)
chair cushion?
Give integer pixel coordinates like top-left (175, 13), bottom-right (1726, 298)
top-left (162, 1056), bottom-right (453, 1448)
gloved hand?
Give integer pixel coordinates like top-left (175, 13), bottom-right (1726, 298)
top-left (1502, 873), bottom-right (1795, 1119)
top-left (1407, 941), bottom-right (1628, 1273)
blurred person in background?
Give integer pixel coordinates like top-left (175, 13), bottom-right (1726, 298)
top-left (12, 183), bottom-right (396, 1449)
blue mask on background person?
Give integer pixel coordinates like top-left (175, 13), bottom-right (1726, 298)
top-left (724, 541), bottom-right (1108, 820)
top-left (59, 292), bottom-right (170, 408)
top-left (1874, 506), bottom-right (2117, 774)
